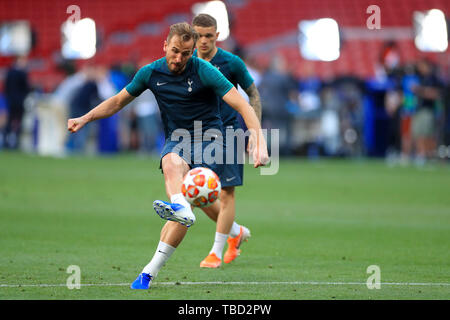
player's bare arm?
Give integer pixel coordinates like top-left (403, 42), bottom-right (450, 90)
top-left (67, 88), bottom-right (135, 133)
top-left (244, 83), bottom-right (262, 122)
top-left (243, 83), bottom-right (262, 153)
top-left (222, 87), bottom-right (269, 168)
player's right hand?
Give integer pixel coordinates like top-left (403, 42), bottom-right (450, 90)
top-left (67, 117), bottom-right (87, 133)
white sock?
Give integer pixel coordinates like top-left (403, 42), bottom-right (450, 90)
top-left (142, 241), bottom-right (176, 277)
top-left (170, 193), bottom-right (190, 207)
top-left (229, 222), bottom-right (242, 238)
top-left (210, 232), bottom-right (228, 260)
top-left (171, 193), bottom-right (194, 214)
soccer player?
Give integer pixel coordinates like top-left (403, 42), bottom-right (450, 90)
top-left (192, 14), bottom-right (262, 268)
top-left (67, 22), bottom-right (268, 290)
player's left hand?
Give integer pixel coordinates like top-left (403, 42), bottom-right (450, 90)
top-left (250, 130), bottom-right (269, 168)
top-left (247, 134), bottom-right (256, 154)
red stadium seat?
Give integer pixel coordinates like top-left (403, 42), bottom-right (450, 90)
top-left (0, 0), bottom-right (449, 89)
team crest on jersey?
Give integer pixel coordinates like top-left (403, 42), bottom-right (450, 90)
top-left (187, 78), bottom-right (193, 92)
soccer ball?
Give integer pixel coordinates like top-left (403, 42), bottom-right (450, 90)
top-left (182, 167), bottom-right (221, 208)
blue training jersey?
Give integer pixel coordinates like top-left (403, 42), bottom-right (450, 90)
top-left (194, 47), bottom-right (254, 128)
top-left (126, 56), bottom-right (234, 139)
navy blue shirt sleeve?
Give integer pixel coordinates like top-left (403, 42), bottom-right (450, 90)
top-left (230, 55), bottom-right (254, 90)
top-left (125, 64), bottom-right (153, 97)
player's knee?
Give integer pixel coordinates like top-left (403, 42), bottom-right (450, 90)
top-left (220, 186), bottom-right (235, 202)
top-left (162, 153), bottom-right (188, 178)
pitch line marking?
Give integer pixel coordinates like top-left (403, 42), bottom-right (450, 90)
top-left (0, 281), bottom-right (449, 288)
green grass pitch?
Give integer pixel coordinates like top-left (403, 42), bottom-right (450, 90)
top-left (0, 152), bottom-right (449, 300)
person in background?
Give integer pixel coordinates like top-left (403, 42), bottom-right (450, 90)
top-left (96, 65), bottom-right (120, 154)
top-left (4, 56), bottom-right (30, 149)
top-left (258, 54), bottom-right (298, 156)
top-left (192, 14), bottom-right (262, 268)
top-left (411, 58), bottom-right (443, 165)
top-left (133, 88), bottom-right (162, 155)
top-left (66, 64), bottom-right (100, 154)
top-left (0, 89), bottom-right (8, 149)
top-left (379, 41), bottom-right (404, 164)
top-left (45, 62), bottom-right (86, 156)
top-left (398, 63), bottom-right (420, 164)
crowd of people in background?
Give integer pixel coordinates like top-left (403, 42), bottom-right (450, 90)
top-left (255, 42), bottom-right (449, 166)
top-left (379, 42), bottom-right (448, 166)
top-left (0, 40), bottom-right (449, 166)
top-left (0, 58), bottom-right (164, 157)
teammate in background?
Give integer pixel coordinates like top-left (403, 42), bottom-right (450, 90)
top-left (192, 14), bottom-right (263, 268)
top-left (67, 22), bottom-right (268, 289)
top-left (411, 58), bottom-right (442, 165)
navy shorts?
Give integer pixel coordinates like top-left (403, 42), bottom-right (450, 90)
top-left (160, 138), bottom-right (225, 182)
top-left (221, 124), bottom-right (244, 187)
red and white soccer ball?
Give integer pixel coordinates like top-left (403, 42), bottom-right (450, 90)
top-left (182, 167), bottom-right (221, 208)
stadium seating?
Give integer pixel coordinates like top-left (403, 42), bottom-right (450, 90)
top-left (0, 0), bottom-right (448, 90)
top-left (230, 0), bottom-right (449, 78)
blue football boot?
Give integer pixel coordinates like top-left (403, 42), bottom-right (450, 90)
top-left (130, 273), bottom-right (153, 290)
top-left (153, 200), bottom-right (196, 227)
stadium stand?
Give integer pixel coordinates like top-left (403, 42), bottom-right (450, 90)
top-left (0, 0), bottom-right (449, 90)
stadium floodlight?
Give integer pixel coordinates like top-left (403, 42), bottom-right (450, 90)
top-left (414, 9), bottom-right (448, 52)
top-left (61, 18), bottom-right (96, 59)
top-left (298, 18), bottom-right (340, 61)
top-left (0, 21), bottom-right (32, 56)
top-left (192, 0), bottom-right (230, 41)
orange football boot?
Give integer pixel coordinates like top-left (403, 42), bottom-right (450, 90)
top-left (200, 252), bottom-right (222, 268)
top-left (223, 226), bottom-right (250, 264)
